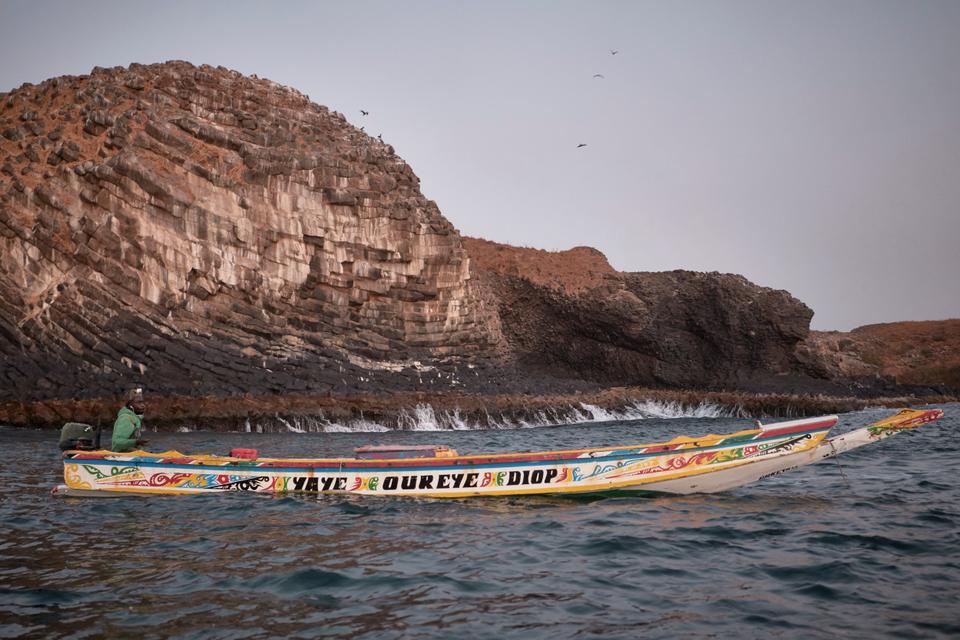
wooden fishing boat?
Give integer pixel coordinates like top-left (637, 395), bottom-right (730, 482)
top-left (53, 408), bottom-right (943, 498)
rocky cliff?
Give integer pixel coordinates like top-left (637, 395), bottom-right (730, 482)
top-left (462, 237), bottom-right (817, 392)
top-left (461, 237), bottom-right (958, 395)
top-left (0, 62), bottom-right (505, 401)
top-left (798, 320), bottom-right (960, 391)
top-left (4, 61), bottom-right (940, 409)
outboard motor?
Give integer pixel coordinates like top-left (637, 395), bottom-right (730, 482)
top-left (58, 422), bottom-right (101, 451)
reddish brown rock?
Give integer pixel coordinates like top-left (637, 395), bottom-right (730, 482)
top-left (463, 237), bottom-right (958, 395)
top-left (466, 237), bottom-right (817, 391)
top-left (3, 61), bottom-right (948, 408)
top-left (461, 237), bottom-right (617, 295)
top-left (0, 62), bottom-right (505, 401)
top-left (799, 320), bottom-right (960, 390)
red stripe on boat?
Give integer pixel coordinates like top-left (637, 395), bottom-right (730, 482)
top-left (758, 417), bottom-right (837, 438)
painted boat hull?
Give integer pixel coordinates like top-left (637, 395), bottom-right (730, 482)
top-left (630, 446), bottom-right (821, 494)
top-left (617, 408), bottom-right (942, 494)
top-left (58, 409), bottom-right (942, 498)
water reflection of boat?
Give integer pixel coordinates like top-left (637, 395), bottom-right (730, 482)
top-left (53, 409), bottom-right (942, 498)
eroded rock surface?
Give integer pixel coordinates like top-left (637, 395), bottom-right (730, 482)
top-left (0, 62), bottom-right (505, 400)
top-left (798, 320), bottom-right (960, 391)
top-left (4, 61), bottom-right (945, 407)
top-left (463, 237), bottom-right (816, 391)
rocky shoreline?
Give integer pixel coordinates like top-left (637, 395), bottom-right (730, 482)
top-left (3, 62), bottom-right (958, 422)
top-left (2, 387), bottom-right (954, 432)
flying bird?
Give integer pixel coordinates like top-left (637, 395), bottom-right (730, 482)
top-left (360, 110), bottom-right (369, 116)
top-left (593, 74), bottom-right (605, 79)
top-left (610, 49), bottom-right (619, 55)
top-left (577, 143), bottom-right (587, 148)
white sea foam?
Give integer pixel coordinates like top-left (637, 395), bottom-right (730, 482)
top-left (629, 399), bottom-right (731, 419)
top-left (562, 400), bottom-right (730, 423)
top-left (242, 399), bottom-right (732, 433)
top-left (275, 414), bottom-right (306, 433)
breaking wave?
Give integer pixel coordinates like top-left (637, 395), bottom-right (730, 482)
top-left (249, 399), bottom-right (733, 434)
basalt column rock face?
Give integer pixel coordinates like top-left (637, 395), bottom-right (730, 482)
top-left (0, 62), bottom-right (504, 401)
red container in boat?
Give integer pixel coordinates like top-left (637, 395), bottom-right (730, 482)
top-left (230, 448), bottom-right (258, 460)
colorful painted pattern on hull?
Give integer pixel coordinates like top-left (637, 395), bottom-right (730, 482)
top-left (62, 417), bottom-right (837, 497)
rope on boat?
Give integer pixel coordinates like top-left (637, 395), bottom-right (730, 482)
top-left (828, 440), bottom-right (850, 489)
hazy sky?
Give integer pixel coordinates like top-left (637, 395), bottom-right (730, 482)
top-left (2, 0), bottom-right (958, 330)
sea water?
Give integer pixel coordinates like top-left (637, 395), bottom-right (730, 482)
top-left (1, 405), bottom-right (957, 638)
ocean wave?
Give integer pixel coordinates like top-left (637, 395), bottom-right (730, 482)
top-left (242, 399), bottom-right (732, 433)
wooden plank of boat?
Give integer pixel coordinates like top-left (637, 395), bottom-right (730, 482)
top-left (56, 409), bottom-right (942, 498)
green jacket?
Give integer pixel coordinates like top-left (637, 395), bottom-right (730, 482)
top-left (111, 406), bottom-right (143, 452)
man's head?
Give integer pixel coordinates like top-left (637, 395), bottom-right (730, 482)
top-left (126, 387), bottom-right (146, 415)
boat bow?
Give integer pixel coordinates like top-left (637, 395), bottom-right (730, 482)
top-left (812, 408), bottom-right (944, 463)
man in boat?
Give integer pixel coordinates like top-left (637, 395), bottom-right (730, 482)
top-left (111, 387), bottom-right (149, 452)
